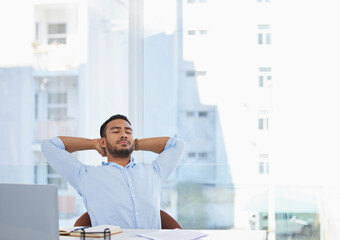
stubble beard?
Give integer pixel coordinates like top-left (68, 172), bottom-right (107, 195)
top-left (106, 140), bottom-right (134, 158)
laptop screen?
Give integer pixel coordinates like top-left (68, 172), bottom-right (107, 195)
top-left (0, 183), bottom-right (59, 240)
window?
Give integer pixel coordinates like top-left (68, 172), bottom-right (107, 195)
top-left (198, 152), bottom-right (208, 159)
top-left (259, 76), bottom-right (264, 87)
top-left (187, 0), bottom-right (208, 4)
top-left (35, 22), bottom-right (39, 41)
top-left (186, 70), bottom-right (207, 77)
top-left (186, 70), bottom-right (196, 77)
top-left (198, 111), bottom-right (208, 117)
top-left (188, 30), bottom-right (196, 35)
top-left (258, 24), bottom-right (271, 45)
top-left (259, 67), bottom-right (272, 87)
top-left (258, 118), bottom-right (269, 130)
top-left (1, 2), bottom-right (129, 227)
top-left (196, 71), bottom-right (207, 76)
top-left (186, 111), bottom-right (195, 117)
top-left (47, 23), bottom-right (67, 45)
top-left (187, 30), bottom-right (208, 36)
top-left (199, 30), bottom-right (208, 35)
top-left (3, 1), bottom-right (340, 237)
top-left (258, 154), bottom-right (269, 174)
top-left (47, 92), bottom-right (67, 120)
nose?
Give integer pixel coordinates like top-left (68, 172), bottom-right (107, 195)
top-left (120, 132), bottom-right (128, 138)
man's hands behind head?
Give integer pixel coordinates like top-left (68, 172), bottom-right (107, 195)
top-left (94, 138), bottom-right (107, 157)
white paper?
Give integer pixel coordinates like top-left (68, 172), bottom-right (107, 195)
top-left (136, 229), bottom-right (208, 240)
top-left (82, 225), bottom-right (120, 233)
top-left (126, 238), bottom-right (149, 240)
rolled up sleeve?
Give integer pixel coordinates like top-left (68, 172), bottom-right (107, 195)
top-left (152, 136), bottom-right (185, 182)
top-left (41, 137), bottom-right (85, 193)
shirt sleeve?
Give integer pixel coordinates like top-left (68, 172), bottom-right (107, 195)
top-left (41, 137), bottom-right (86, 194)
top-left (152, 136), bottom-right (185, 183)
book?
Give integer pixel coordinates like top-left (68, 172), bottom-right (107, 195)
top-left (59, 225), bottom-right (122, 238)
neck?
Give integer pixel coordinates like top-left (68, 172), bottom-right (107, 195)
top-left (107, 155), bottom-right (131, 167)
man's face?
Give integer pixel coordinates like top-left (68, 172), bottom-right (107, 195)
top-left (103, 119), bottom-right (134, 157)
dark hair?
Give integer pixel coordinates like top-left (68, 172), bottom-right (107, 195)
top-left (100, 114), bottom-right (131, 137)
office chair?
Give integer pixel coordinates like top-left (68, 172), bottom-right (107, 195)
top-left (74, 210), bottom-right (182, 229)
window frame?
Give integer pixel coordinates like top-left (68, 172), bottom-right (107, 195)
top-left (47, 22), bottom-right (67, 45)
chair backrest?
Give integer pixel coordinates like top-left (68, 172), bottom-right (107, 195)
top-left (74, 210), bottom-right (182, 229)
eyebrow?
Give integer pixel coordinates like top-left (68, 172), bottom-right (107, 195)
top-left (109, 127), bottom-right (133, 131)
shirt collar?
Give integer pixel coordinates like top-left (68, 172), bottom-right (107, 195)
top-left (102, 158), bottom-right (136, 169)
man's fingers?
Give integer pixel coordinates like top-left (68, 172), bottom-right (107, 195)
top-left (102, 148), bottom-right (107, 157)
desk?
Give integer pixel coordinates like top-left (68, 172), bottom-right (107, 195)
top-left (60, 229), bottom-right (266, 240)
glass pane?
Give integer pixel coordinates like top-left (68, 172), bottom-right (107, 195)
top-left (48, 93), bottom-right (67, 104)
top-left (259, 76), bottom-right (264, 87)
top-left (48, 23), bottom-right (66, 34)
top-left (0, 0), bottom-right (129, 227)
top-left (258, 33), bottom-right (263, 45)
top-left (143, 1), bottom-right (335, 238)
top-left (266, 33), bottom-right (271, 45)
top-left (259, 118), bottom-right (264, 129)
top-left (48, 107), bottom-right (67, 120)
top-left (48, 38), bottom-right (67, 45)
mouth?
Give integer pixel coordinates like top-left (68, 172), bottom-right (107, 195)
top-left (117, 140), bottom-right (130, 145)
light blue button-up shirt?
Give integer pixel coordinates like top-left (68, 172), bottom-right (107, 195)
top-left (41, 136), bottom-right (185, 229)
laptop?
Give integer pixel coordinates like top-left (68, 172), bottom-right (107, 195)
top-left (0, 183), bottom-right (59, 240)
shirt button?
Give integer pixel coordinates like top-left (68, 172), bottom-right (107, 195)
top-left (132, 194), bottom-right (136, 198)
top-left (136, 212), bottom-right (139, 215)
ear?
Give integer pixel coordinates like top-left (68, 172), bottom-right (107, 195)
top-left (100, 138), bottom-right (106, 148)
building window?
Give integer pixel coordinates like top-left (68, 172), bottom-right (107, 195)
top-left (35, 22), bottom-right (39, 41)
top-left (48, 92), bottom-right (67, 120)
top-left (186, 70), bottom-right (207, 77)
top-left (188, 152), bottom-right (196, 158)
top-left (196, 71), bottom-right (207, 76)
top-left (47, 23), bottom-right (67, 45)
top-left (186, 70), bottom-right (196, 77)
top-left (187, 0), bottom-right (208, 3)
top-left (187, 30), bottom-right (208, 36)
top-left (198, 111), bottom-right (208, 118)
top-left (258, 118), bottom-right (269, 130)
top-left (258, 162), bottom-right (269, 174)
top-left (259, 67), bottom-right (272, 87)
top-left (199, 30), bottom-right (208, 35)
top-left (258, 154), bottom-right (269, 174)
top-left (186, 111), bottom-right (195, 117)
top-left (188, 30), bottom-right (196, 35)
top-left (258, 24), bottom-right (271, 45)
top-left (198, 152), bottom-right (208, 159)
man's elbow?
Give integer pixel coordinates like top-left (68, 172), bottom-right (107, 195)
top-left (175, 138), bottom-right (185, 154)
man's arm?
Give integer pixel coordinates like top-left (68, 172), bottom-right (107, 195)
top-left (41, 137), bottom-right (97, 193)
top-left (58, 136), bottom-right (106, 156)
top-left (149, 136), bottom-right (185, 182)
top-left (135, 137), bottom-right (170, 154)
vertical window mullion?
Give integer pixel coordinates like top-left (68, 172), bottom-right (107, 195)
top-left (129, 0), bottom-right (144, 162)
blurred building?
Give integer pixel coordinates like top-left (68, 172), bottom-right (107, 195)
top-left (0, 0), bottom-right (130, 226)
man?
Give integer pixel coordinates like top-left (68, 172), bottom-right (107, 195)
top-left (41, 114), bottom-right (185, 229)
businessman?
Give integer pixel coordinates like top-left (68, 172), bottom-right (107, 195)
top-left (41, 114), bottom-right (185, 229)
